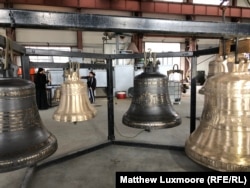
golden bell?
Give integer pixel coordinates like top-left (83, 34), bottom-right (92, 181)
top-left (53, 62), bottom-right (97, 123)
top-left (0, 78), bottom-right (57, 173)
top-left (185, 57), bottom-right (250, 171)
top-left (199, 56), bottom-right (224, 95)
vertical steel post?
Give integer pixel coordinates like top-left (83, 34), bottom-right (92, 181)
top-left (20, 165), bottom-right (36, 188)
top-left (235, 37), bottom-right (239, 64)
top-left (106, 58), bottom-right (115, 140)
top-left (20, 55), bottom-right (30, 80)
top-left (190, 56), bottom-right (197, 134)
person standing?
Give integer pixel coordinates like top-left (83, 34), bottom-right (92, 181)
top-left (34, 67), bottom-right (50, 110)
top-left (81, 71), bottom-right (96, 104)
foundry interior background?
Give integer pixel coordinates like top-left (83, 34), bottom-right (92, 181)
top-left (0, 0), bottom-right (250, 187)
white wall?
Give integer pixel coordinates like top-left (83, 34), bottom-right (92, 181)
top-left (237, 0), bottom-right (250, 7)
top-left (16, 29), bottom-right (77, 46)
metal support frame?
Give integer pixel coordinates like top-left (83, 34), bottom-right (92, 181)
top-left (0, 37), bottom-right (209, 186)
top-left (0, 35), bottom-right (245, 187)
top-left (106, 58), bottom-right (115, 141)
top-left (16, 47), bottom-right (217, 187)
top-left (20, 55), bottom-right (30, 80)
top-left (0, 9), bottom-right (250, 38)
top-left (190, 56), bottom-right (197, 133)
top-left (0, 9), bottom-right (249, 186)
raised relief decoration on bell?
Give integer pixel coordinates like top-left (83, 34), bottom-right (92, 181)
top-left (133, 92), bottom-right (169, 107)
top-left (0, 88), bottom-right (34, 97)
top-left (122, 51), bottom-right (181, 130)
top-left (185, 57), bottom-right (250, 171)
top-left (0, 78), bottom-right (57, 173)
top-left (199, 56), bottom-right (226, 95)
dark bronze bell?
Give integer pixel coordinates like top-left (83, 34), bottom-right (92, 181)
top-left (185, 58), bottom-right (250, 171)
top-left (122, 52), bottom-right (181, 130)
top-left (0, 78), bottom-right (58, 173)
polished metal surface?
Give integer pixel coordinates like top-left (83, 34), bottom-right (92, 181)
top-left (199, 56), bottom-right (224, 95)
top-left (185, 58), bottom-right (250, 171)
top-left (52, 86), bottom-right (61, 102)
top-left (53, 62), bottom-right (97, 123)
top-left (0, 78), bottom-right (57, 173)
top-left (122, 52), bottom-right (181, 130)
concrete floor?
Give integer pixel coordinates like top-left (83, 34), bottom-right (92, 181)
top-left (0, 86), bottom-right (211, 188)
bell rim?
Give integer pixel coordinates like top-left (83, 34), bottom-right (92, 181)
top-left (53, 113), bottom-right (97, 123)
top-left (122, 116), bottom-right (182, 130)
top-left (185, 143), bottom-right (250, 172)
top-left (0, 134), bottom-right (57, 173)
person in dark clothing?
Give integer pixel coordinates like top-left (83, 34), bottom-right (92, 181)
top-left (81, 71), bottom-right (96, 104)
top-left (34, 67), bottom-right (50, 110)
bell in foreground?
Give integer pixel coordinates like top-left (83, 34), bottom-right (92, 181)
top-left (0, 78), bottom-right (57, 173)
top-left (122, 52), bottom-right (181, 130)
top-left (185, 58), bottom-right (250, 171)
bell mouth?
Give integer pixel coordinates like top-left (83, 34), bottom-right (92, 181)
top-left (0, 78), bottom-right (58, 173)
top-left (53, 112), bottom-right (97, 122)
top-left (122, 113), bottom-right (181, 130)
top-left (0, 126), bottom-right (58, 173)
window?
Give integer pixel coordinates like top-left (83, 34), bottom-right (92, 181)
top-left (154, 0), bottom-right (183, 2)
top-left (25, 46), bottom-right (70, 63)
top-left (193, 0), bottom-right (228, 6)
top-left (145, 42), bottom-right (181, 68)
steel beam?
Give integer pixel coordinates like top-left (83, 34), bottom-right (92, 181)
top-left (112, 140), bottom-right (184, 151)
top-left (0, 9), bottom-right (250, 38)
top-left (29, 62), bottom-right (108, 69)
top-left (107, 59), bottom-right (115, 141)
top-left (25, 48), bottom-right (106, 59)
top-left (25, 48), bottom-right (194, 59)
top-left (37, 141), bottom-right (112, 169)
top-left (190, 56), bottom-right (197, 134)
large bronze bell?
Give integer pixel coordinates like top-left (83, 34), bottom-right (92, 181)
top-left (53, 62), bottom-right (97, 123)
top-left (185, 57), bottom-right (250, 171)
top-left (0, 78), bottom-right (57, 173)
top-left (122, 52), bottom-right (181, 130)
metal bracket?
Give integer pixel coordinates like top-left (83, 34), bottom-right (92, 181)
top-left (9, 10), bottom-right (15, 28)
